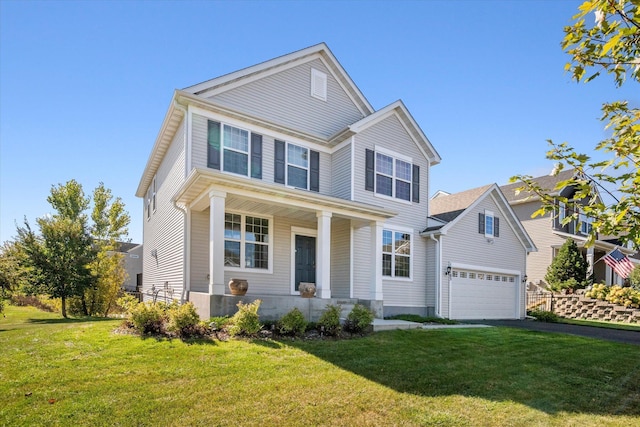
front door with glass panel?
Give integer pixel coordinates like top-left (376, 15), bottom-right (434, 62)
top-left (294, 235), bottom-right (316, 292)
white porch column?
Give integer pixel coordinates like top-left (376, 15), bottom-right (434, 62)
top-left (370, 221), bottom-right (383, 300)
top-left (586, 247), bottom-right (594, 278)
top-left (209, 190), bottom-right (226, 295)
top-left (316, 211), bottom-right (332, 299)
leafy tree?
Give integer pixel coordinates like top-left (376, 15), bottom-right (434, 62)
top-left (17, 180), bottom-right (96, 317)
top-left (512, 0), bottom-right (639, 248)
top-left (84, 183), bottom-right (130, 316)
top-left (0, 240), bottom-right (30, 296)
top-left (545, 239), bottom-right (589, 292)
top-left (630, 264), bottom-right (640, 291)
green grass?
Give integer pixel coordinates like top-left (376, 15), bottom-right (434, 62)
top-left (385, 313), bottom-right (458, 324)
top-left (558, 317), bottom-right (640, 331)
top-left (1, 305), bottom-right (639, 426)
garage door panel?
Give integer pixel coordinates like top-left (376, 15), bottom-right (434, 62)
top-left (450, 269), bottom-right (518, 320)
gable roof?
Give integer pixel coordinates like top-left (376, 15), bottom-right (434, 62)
top-left (183, 43), bottom-right (374, 117)
top-left (423, 183), bottom-right (537, 252)
top-left (346, 100), bottom-right (441, 165)
top-left (500, 168), bottom-right (577, 204)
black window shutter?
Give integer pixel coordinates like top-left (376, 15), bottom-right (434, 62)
top-left (494, 217), bottom-right (500, 237)
top-left (412, 164), bottom-right (420, 203)
top-left (310, 150), bottom-right (319, 192)
top-left (207, 120), bottom-right (221, 170)
top-left (250, 133), bottom-right (262, 179)
top-left (274, 140), bottom-right (285, 184)
top-left (478, 213), bottom-right (485, 234)
top-left (365, 149), bottom-right (375, 191)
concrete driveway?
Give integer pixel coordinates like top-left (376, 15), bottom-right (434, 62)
top-left (471, 319), bottom-right (640, 346)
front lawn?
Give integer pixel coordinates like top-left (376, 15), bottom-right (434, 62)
top-left (1, 305), bottom-right (639, 426)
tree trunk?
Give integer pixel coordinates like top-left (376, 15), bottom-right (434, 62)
top-left (81, 293), bottom-right (88, 316)
top-left (61, 296), bottom-right (67, 318)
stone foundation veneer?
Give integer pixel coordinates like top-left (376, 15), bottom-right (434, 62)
top-left (552, 292), bottom-right (640, 324)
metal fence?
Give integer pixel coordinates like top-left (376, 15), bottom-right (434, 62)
top-left (526, 291), bottom-right (554, 312)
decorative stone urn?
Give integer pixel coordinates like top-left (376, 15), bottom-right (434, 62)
top-left (299, 282), bottom-right (316, 298)
top-left (228, 278), bottom-right (248, 296)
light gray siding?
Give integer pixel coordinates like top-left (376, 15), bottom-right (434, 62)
top-left (142, 120), bottom-right (186, 300)
top-left (189, 209), bottom-right (209, 293)
top-left (352, 224), bottom-right (372, 300)
top-left (440, 196), bottom-right (527, 318)
top-left (190, 112), bottom-right (333, 196)
top-left (207, 59), bottom-right (365, 139)
top-left (330, 218), bottom-right (351, 298)
top-left (352, 114), bottom-right (430, 230)
top-left (331, 143), bottom-right (352, 200)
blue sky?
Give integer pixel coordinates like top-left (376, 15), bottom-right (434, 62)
top-left (1, 0), bottom-right (637, 244)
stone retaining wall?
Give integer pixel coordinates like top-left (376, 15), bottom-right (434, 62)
top-left (552, 293), bottom-right (640, 324)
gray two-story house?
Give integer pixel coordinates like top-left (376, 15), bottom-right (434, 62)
top-left (136, 43), bottom-right (443, 320)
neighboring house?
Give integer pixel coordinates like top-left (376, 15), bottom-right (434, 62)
top-left (423, 184), bottom-right (536, 319)
top-left (500, 169), bottom-right (636, 288)
top-left (136, 43), bottom-right (443, 320)
top-left (122, 243), bottom-right (143, 292)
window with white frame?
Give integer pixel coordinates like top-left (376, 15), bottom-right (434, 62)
top-left (479, 210), bottom-right (499, 238)
top-left (579, 212), bottom-right (593, 234)
top-left (382, 229), bottom-right (411, 278)
top-left (287, 143), bottom-right (309, 189)
top-left (146, 175), bottom-right (156, 220)
top-left (375, 152), bottom-right (412, 201)
top-left (222, 125), bottom-right (250, 176)
top-left (224, 213), bottom-right (270, 270)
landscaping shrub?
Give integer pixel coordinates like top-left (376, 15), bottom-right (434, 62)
top-left (228, 300), bottom-right (262, 337)
top-left (130, 302), bottom-right (167, 335)
top-left (116, 293), bottom-right (140, 315)
top-left (545, 239), bottom-right (588, 292)
top-left (318, 304), bottom-right (342, 336)
top-left (529, 309), bottom-right (559, 322)
top-left (209, 315), bottom-right (231, 331)
top-left (277, 307), bottom-right (307, 336)
top-left (167, 302), bottom-right (204, 338)
top-left (344, 304), bottom-right (374, 334)
top-left (586, 284), bottom-right (640, 308)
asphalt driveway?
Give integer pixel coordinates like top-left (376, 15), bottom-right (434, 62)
top-left (469, 319), bottom-right (640, 346)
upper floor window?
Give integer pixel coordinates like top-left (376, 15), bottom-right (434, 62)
top-left (365, 148), bottom-right (420, 203)
top-left (146, 175), bottom-right (156, 220)
top-left (579, 213), bottom-right (593, 234)
top-left (207, 120), bottom-right (262, 179)
top-left (274, 140), bottom-right (319, 192)
top-left (479, 210), bottom-right (499, 237)
top-left (382, 228), bottom-right (412, 279)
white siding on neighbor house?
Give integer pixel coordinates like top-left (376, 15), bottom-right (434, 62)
top-left (207, 58), bottom-right (365, 140)
top-left (351, 224), bottom-right (373, 300)
top-left (142, 120), bottom-right (186, 300)
top-left (512, 202), bottom-right (563, 286)
top-left (440, 196), bottom-right (527, 318)
top-left (330, 218), bottom-right (351, 298)
top-left (425, 237), bottom-right (438, 309)
top-left (331, 143), bottom-right (352, 200)
top-left (190, 112), bottom-right (334, 196)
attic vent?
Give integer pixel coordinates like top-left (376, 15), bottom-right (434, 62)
top-left (311, 68), bottom-right (327, 101)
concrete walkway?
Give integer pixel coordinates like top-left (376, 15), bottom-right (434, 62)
top-left (372, 318), bottom-right (491, 332)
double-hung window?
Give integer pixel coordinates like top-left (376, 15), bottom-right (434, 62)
top-left (207, 120), bottom-right (262, 179)
top-left (375, 153), bottom-right (412, 201)
top-left (365, 147), bottom-right (419, 203)
top-left (224, 213), bottom-right (270, 271)
top-left (479, 210), bottom-right (499, 237)
top-left (579, 212), bottom-right (593, 234)
top-left (382, 229), bottom-right (412, 278)
top-left (287, 143), bottom-right (309, 189)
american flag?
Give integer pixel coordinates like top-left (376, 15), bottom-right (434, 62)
top-left (602, 248), bottom-right (635, 279)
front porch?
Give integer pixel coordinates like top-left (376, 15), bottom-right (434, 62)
top-left (188, 291), bottom-right (383, 322)
top-left (175, 168), bottom-right (397, 320)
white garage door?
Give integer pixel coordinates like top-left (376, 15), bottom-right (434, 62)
top-left (450, 269), bottom-right (518, 320)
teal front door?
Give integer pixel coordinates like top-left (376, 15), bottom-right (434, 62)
top-left (295, 235), bottom-right (316, 292)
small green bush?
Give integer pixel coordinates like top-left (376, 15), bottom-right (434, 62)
top-left (209, 315), bottom-right (231, 331)
top-left (117, 294), bottom-right (140, 315)
top-left (130, 302), bottom-right (167, 335)
top-left (529, 309), bottom-right (559, 323)
top-left (318, 304), bottom-right (342, 336)
top-left (167, 302), bottom-right (203, 337)
top-left (228, 300), bottom-right (262, 337)
top-left (278, 307), bottom-right (307, 336)
top-left (344, 304), bottom-right (374, 334)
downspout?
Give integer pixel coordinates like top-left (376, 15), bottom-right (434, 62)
top-left (173, 101), bottom-right (190, 304)
top-left (429, 234), bottom-right (441, 317)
